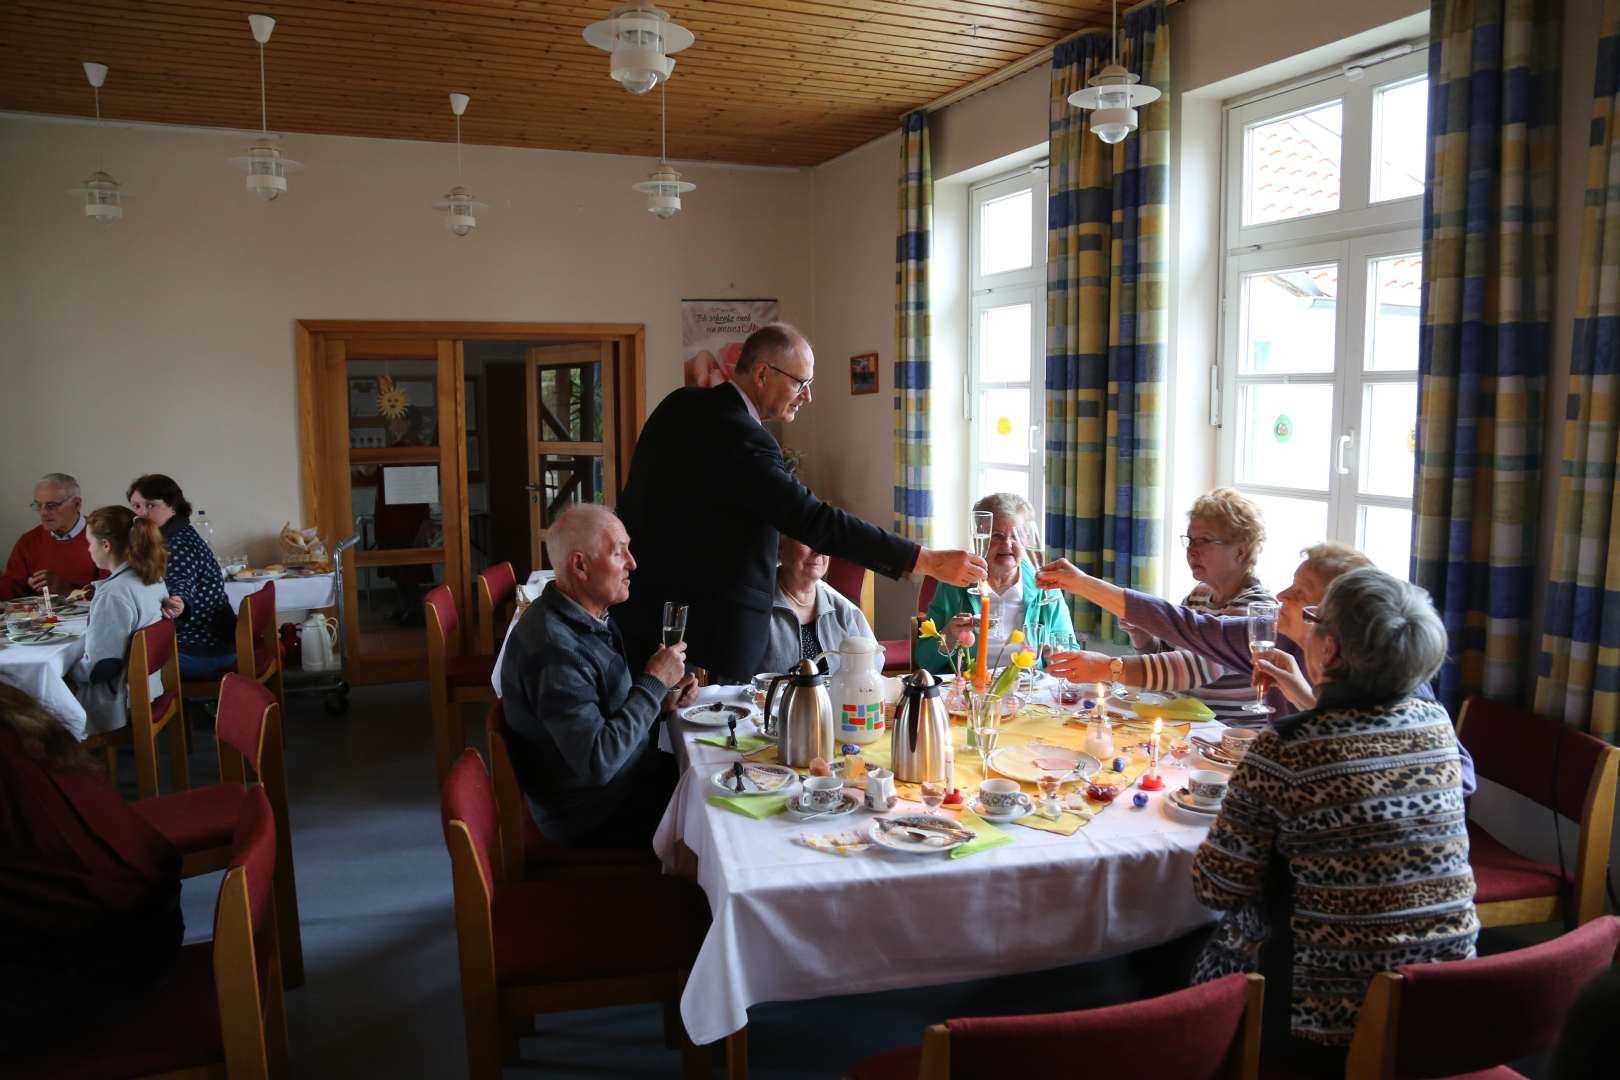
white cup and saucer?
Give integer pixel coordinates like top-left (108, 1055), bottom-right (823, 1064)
top-left (1168, 769), bottom-right (1229, 817)
top-left (972, 778), bottom-right (1034, 822)
top-left (785, 775), bottom-right (860, 818)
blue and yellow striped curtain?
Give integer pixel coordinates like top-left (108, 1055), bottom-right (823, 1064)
top-left (1045, 0), bottom-right (1169, 641)
top-left (1535, 0), bottom-right (1620, 737)
top-left (894, 110), bottom-right (932, 544)
top-left (1413, 0), bottom-right (1559, 711)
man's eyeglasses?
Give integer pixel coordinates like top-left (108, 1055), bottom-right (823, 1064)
top-left (29, 499), bottom-right (74, 512)
top-left (1180, 535), bottom-right (1232, 550)
top-left (767, 363), bottom-right (814, 395)
top-left (1301, 604), bottom-right (1323, 624)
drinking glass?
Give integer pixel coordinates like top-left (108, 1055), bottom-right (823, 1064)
top-left (1168, 737), bottom-right (1193, 772)
top-left (920, 780), bottom-right (947, 814)
top-left (1036, 773), bottom-right (1064, 818)
top-left (1245, 602), bottom-right (1280, 714)
top-left (970, 693), bottom-right (1001, 778)
top-left (662, 602), bottom-right (689, 648)
top-left (970, 511), bottom-right (994, 596)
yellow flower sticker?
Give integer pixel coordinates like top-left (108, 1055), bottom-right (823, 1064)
top-left (996, 416), bottom-right (1013, 437)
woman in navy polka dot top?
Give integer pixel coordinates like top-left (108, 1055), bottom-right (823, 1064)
top-left (127, 474), bottom-right (236, 678)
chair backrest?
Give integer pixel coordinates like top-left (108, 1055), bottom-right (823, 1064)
top-left (236, 581), bottom-right (280, 683)
top-left (442, 748), bottom-right (499, 900)
top-left (212, 786), bottom-right (283, 1079)
top-left (824, 556), bottom-right (876, 629)
top-left (425, 582), bottom-right (460, 665)
top-left (483, 700), bottom-right (527, 884)
top-left (938, 973), bottom-right (1261, 1079)
top-left (917, 575), bottom-right (940, 617)
top-left (132, 616), bottom-right (181, 724)
top-left (217, 672), bottom-right (275, 783)
top-left (477, 562), bottom-right (517, 655)
top-left (1458, 696), bottom-right (1614, 822)
top-left (1348, 915), bottom-right (1620, 1078)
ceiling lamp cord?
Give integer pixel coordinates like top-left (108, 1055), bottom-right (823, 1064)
top-left (258, 37), bottom-right (268, 135)
top-left (93, 79), bottom-right (103, 172)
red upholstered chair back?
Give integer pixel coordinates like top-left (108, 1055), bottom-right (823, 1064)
top-left (917, 575), bottom-right (939, 616)
top-left (217, 672), bottom-right (273, 779)
top-left (477, 562), bottom-right (518, 654)
top-left (244, 581), bottom-right (278, 680)
top-left (947, 974), bottom-right (1255, 1079)
top-left (1459, 696), bottom-right (1610, 821)
top-left (140, 616), bottom-right (180, 719)
top-left (426, 583), bottom-right (460, 645)
top-left (441, 748), bottom-right (499, 895)
top-left (229, 786), bottom-right (278, 938)
top-left (1388, 916), bottom-right (1620, 1077)
top-left (824, 555), bottom-right (865, 605)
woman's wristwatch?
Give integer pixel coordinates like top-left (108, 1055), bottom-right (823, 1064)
top-left (1108, 657), bottom-right (1124, 681)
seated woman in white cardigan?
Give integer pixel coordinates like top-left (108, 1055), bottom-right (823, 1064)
top-left (71, 506), bottom-right (169, 738)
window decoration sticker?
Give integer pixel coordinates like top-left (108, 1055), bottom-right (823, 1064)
top-left (1273, 414), bottom-right (1293, 443)
top-left (376, 375), bottom-right (411, 420)
top-left (996, 416), bottom-right (1014, 436)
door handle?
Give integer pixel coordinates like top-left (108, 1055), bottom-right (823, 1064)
top-left (1336, 431), bottom-right (1355, 476)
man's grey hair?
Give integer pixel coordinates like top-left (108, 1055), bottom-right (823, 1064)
top-left (544, 504), bottom-right (621, 578)
top-left (1315, 567), bottom-right (1447, 699)
top-left (37, 473), bottom-right (80, 498)
top-left (972, 491), bottom-right (1034, 526)
top-left (734, 322), bottom-right (806, 375)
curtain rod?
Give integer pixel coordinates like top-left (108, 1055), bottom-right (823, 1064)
top-left (917, 0), bottom-right (1181, 117)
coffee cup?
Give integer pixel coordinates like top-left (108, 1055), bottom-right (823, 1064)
top-left (1219, 728), bottom-right (1260, 760)
top-left (802, 774), bottom-right (845, 810)
top-left (979, 778), bottom-right (1027, 815)
top-left (1186, 769), bottom-right (1229, 806)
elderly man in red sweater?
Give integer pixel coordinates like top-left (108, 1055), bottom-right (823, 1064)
top-left (0, 473), bottom-right (104, 600)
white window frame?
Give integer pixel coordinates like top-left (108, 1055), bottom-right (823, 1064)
top-left (1216, 50), bottom-right (1427, 576)
top-left (967, 168), bottom-right (1048, 519)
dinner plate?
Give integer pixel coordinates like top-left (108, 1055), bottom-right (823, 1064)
top-left (233, 570), bottom-right (286, 582)
top-left (5, 628), bottom-right (73, 646)
top-left (785, 792), bottom-right (861, 819)
top-left (985, 743), bottom-right (1100, 785)
top-left (1196, 744), bottom-right (1239, 770)
top-left (682, 703), bottom-right (752, 728)
top-left (708, 763), bottom-right (797, 797)
top-left (1166, 788), bottom-right (1221, 816)
top-left (970, 797), bottom-right (1034, 823)
top-left (1101, 687), bottom-right (1179, 716)
top-left (867, 815), bottom-right (968, 854)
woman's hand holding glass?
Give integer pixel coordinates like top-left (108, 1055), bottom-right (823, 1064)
top-left (1035, 558), bottom-right (1087, 594)
top-left (1253, 648), bottom-right (1315, 711)
top-left (1043, 648), bottom-right (1113, 683)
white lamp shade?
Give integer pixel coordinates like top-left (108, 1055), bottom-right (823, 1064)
top-left (229, 139), bottom-right (304, 202)
top-left (1091, 106), bottom-right (1138, 144)
top-left (632, 163), bottom-right (695, 218)
top-left (433, 186), bottom-right (487, 236)
top-left (71, 170), bottom-right (126, 223)
top-left (1066, 63), bottom-right (1160, 143)
top-left (584, 3), bottom-right (692, 94)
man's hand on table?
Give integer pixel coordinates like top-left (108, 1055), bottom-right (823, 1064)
top-left (645, 642), bottom-right (688, 689)
top-left (27, 570), bottom-right (70, 594)
top-left (915, 548), bottom-right (988, 589)
top-left (663, 673), bottom-right (698, 714)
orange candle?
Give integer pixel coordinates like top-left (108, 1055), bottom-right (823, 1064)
top-left (973, 592), bottom-right (991, 691)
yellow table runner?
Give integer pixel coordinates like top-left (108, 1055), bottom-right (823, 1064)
top-left (741, 704), bottom-right (1191, 825)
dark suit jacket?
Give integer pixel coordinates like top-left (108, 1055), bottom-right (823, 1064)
top-left (613, 383), bottom-right (919, 679)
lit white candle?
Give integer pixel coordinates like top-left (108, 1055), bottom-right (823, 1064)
top-left (1150, 718), bottom-right (1163, 779)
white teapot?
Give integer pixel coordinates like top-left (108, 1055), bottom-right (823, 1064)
top-left (299, 613), bottom-right (338, 673)
top-left (826, 638), bottom-right (903, 746)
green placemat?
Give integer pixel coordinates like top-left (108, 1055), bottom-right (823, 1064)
top-left (949, 808), bottom-right (1014, 859)
top-left (706, 794), bottom-right (790, 819)
top-left (695, 734), bottom-right (773, 752)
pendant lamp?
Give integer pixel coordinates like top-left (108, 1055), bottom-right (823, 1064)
top-left (433, 93), bottom-right (486, 236)
top-left (71, 62), bottom-right (124, 223)
top-left (583, 2), bottom-right (693, 95)
top-left (228, 14), bottom-right (303, 200)
top-left (632, 81), bottom-right (694, 219)
top-left (1065, 0), bottom-right (1160, 144)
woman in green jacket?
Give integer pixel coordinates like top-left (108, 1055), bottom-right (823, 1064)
top-left (917, 492), bottom-right (1076, 674)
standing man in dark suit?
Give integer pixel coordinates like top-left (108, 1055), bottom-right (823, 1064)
top-left (614, 323), bottom-right (985, 682)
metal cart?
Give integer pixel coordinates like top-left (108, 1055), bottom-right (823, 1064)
top-left (282, 534), bottom-right (357, 716)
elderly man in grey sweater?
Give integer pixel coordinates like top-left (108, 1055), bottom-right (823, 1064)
top-left (499, 505), bottom-right (696, 848)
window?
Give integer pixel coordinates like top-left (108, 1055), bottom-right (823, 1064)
top-left (968, 169), bottom-right (1047, 513)
top-left (1218, 51), bottom-right (1426, 588)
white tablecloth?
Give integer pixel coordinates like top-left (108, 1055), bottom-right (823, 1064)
top-left (653, 685), bottom-right (1226, 1045)
top-left (0, 619), bottom-right (88, 736)
top-left (223, 572), bottom-right (335, 612)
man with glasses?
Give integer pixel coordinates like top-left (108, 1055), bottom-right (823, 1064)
top-left (1, 473), bottom-right (104, 599)
top-left (614, 322), bottom-right (987, 682)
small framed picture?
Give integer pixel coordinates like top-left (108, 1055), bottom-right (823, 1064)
top-left (849, 352), bottom-right (880, 396)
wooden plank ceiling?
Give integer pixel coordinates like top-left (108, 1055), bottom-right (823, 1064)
top-left (0, 0), bottom-right (1111, 167)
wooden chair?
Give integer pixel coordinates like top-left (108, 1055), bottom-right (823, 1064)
top-left (482, 700), bottom-right (659, 882)
top-left (849, 973), bottom-right (1263, 1080)
top-left (426, 584), bottom-right (496, 784)
top-left (179, 582), bottom-right (285, 755)
top-left (132, 673), bottom-right (306, 989)
top-left (440, 749), bottom-right (714, 1080)
top-left (882, 576), bottom-right (942, 674)
top-left (824, 555), bottom-right (876, 628)
top-left (1345, 915), bottom-right (1620, 1079)
top-left (11, 787), bottom-right (289, 1080)
top-left (1456, 695), bottom-right (1620, 928)
top-left (94, 617), bottom-right (189, 800)
top-left (476, 561), bottom-right (518, 656)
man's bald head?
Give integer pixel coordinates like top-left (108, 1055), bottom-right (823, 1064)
top-left (546, 504), bottom-right (621, 573)
top-left (734, 322), bottom-right (815, 423)
top-left (546, 504), bottom-right (636, 615)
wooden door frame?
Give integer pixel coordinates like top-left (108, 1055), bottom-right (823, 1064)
top-left (295, 320), bottom-right (646, 683)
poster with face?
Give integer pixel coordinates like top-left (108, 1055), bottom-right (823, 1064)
top-left (681, 299), bottom-right (779, 386)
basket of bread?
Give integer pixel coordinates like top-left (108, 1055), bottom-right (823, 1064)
top-left (279, 523), bottom-right (333, 573)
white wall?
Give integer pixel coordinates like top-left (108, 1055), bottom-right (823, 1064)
top-left (0, 116), bottom-right (813, 560)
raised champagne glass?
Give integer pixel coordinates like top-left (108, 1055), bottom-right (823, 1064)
top-left (662, 602), bottom-right (689, 648)
top-left (1245, 601), bottom-right (1280, 714)
top-left (971, 511), bottom-right (994, 596)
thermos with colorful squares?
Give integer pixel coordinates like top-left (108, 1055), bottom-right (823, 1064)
top-left (828, 638), bottom-right (886, 745)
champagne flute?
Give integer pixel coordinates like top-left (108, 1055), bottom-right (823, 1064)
top-left (971, 693), bottom-right (1001, 778)
top-left (971, 511), bottom-right (994, 596)
top-left (662, 602), bottom-right (689, 648)
top-left (1245, 601), bottom-right (1280, 714)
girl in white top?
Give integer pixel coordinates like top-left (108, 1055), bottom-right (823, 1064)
top-left (72, 507), bottom-right (169, 737)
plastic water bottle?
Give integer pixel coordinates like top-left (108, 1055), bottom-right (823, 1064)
top-left (193, 510), bottom-right (219, 562)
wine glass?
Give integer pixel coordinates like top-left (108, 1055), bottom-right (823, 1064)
top-left (970, 511), bottom-right (994, 595)
top-left (920, 780), bottom-right (947, 814)
top-left (662, 602), bottom-right (689, 648)
top-left (1245, 602), bottom-right (1280, 714)
top-left (1168, 737), bottom-right (1194, 772)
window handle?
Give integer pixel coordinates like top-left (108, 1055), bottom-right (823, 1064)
top-left (1336, 431), bottom-right (1355, 476)
top-left (1028, 424), bottom-right (1039, 456)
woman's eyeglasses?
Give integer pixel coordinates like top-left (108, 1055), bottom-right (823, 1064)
top-left (1301, 604), bottom-right (1322, 624)
top-left (1180, 535), bottom-right (1232, 550)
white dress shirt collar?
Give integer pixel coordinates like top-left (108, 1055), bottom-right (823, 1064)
top-left (727, 379), bottom-right (763, 427)
top-left (51, 515), bottom-right (86, 541)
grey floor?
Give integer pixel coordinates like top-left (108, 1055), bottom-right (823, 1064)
top-left (145, 683), bottom-right (1554, 1079)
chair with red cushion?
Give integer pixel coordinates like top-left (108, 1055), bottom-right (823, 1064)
top-left (482, 700), bottom-right (658, 882)
top-left (181, 582), bottom-right (284, 717)
top-left (89, 617), bottom-right (189, 801)
top-left (426, 583), bottom-right (496, 784)
top-left (477, 561), bottom-right (518, 656)
top-left (849, 973), bottom-right (1263, 1080)
top-left (1345, 914), bottom-right (1620, 1079)
top-left (881, 575), bottom-right (941, 674)
top-left (1456, 696), bottom-right (1620, 927)
top-left (11, 787), bottom-right (289, 1080)
top-left (440, 749), bottom-right (720, 1079)
top-left (132, 672), bottom-right (306, 989)
top-left (825, 555), bottom-right (877, 627)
